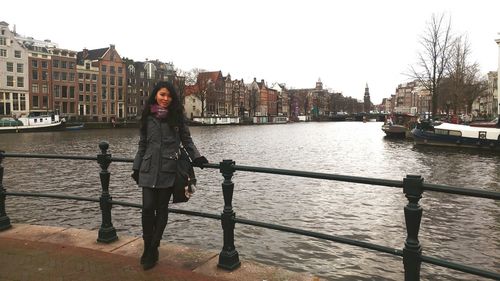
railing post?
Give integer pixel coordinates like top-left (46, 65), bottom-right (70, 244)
top-left (403, 174), bottom-right (423, 281)
top-left (218, 159), bottom-right (241, 270)
top-left (0, 151), bottom-right (12, 231)
top-left (96, 142), bottom-right (118, 243)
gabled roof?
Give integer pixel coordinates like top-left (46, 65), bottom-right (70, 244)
top-left (197, 71), bottom-right (222, 83)
top-left (76, 47), bottom-right (108, 64)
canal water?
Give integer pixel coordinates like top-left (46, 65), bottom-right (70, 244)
top-left (1, 121), bottom-right (499, 280)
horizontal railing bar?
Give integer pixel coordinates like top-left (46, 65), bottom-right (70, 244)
top-left (109, 157), bottom-right (133, 163)
top-left (3, 153), bottom-right (499, 200)
top-left (2, 153), bottom-right (96, 161)
top-left (234, 164), bottom-right (403, 188)
top-left (423, 183), bottom-right (500, 200)
top-left (421, 255), bottom-right (500, 280)
top-left (234, 217), bottom-right (403, 257)
top-left (5, 192), bottom-right (100, 203)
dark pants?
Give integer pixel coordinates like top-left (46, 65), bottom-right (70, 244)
top-left (142, 187), bottom-right (173, 246)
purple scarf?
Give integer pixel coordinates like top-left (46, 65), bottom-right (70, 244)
top-left (151, 104), bottom-right (168, 120)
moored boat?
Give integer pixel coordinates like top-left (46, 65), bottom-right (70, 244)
top-left (0, 112), bottom-right (65, 133)
top-left (381, 113), bottom-right (417, 138)
top-left (411, 120), bottom-right (500, 151)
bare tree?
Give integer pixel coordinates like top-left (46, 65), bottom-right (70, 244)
top-left (408, 13), bottom-right (454, 116)
top-left (443, 35), bottom-right (487, 115)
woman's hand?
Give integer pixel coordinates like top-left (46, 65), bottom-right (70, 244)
top-left (131, 170), bottom-right (139, 184)
top-left (193, 156), bottom-right (208, 168)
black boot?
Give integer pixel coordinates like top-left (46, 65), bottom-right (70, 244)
top-left (142, 241), bottom-right (159, 270)
top-left (140, 237), bottom-right (152, 265)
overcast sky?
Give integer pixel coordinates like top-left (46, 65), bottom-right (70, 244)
top-left (2, 0), bottom-right (499, 103)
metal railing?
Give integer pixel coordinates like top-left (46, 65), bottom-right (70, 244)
top-left (0, 141), bottom-right (499, 280)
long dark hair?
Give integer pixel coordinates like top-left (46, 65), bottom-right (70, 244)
top-left (140, 81), bottom-right (184, 135)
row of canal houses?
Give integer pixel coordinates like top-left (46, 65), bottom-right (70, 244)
top-left (0, 21), bottom-right (368, 124)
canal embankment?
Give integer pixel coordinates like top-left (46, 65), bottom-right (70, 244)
top-left (0, 224), bottom-right (321, 281)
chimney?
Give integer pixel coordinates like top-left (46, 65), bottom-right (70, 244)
top-left (110, 44), bottom-right (115, 50)
top-left (83, 48), bottom-right (88, 58)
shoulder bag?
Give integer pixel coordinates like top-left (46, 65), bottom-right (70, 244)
top-left (172, 145), bottom-right (196, 203)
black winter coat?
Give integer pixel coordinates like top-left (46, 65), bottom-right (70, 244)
top-left (132, 116), bottom-right (201, 188)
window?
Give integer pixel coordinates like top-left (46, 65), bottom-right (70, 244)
top-left (16, 63), bottom-right (23, 73)
top-left (101, 102), bottom-right (107, 114)
top-left (17, 77), bottom-right (24, 87)
top-left (85, 63), bottom-right (90, 70)
top-left (42, 96), bottom-right (48, 107)
top-left (69, 73), bottom-right (75, 81)
top-left (32, 70), bottom-right (38, 80)
top-left (61, 61), bottom-right (67, 68)
top-left (54, 85), bottom-right (60, 97)
top-left (7, 76), bottom-right (13, 86)
top-left (92, 84), bottom-right (97, 93)
top-left (32, 96), bottom-right (39, 107)
top-left (61, 72), bottom-right (67, 81)
top-left (6, 62), bottom-right (13, 72)
top-left (0, 37), bottom-right (6, 45)
top-left (13, 93), bottom-right (18, 110)
top-left (92, 74), bottom-right (97, 81)
top-left (0, 49), bottom-right (6, 57)
top-left (79, 94), bottom-right (84, 102)
top-left (62, 85), bottom-right (68, 98)
top-left (42, 84), bottom-right (48, 93)
top-left (69, 62), bottom-right (75, 69)
top-left (102, 87), bottom-right (107, 100)
top-left (101, 65), bottom-right (107, 72)
top-left (14, 50), bottom-right (21, 58)
top-left (32, 60), bottom-right (38, 68)
top-left (78, 73), bottom-right (84, 80)
top-left (53, 71), bottom-right (60, 80)
top-left (79, 83), bottom-right (84, 92)
top-left (110, 76), bottom-right (115, 86)
top-left (85, 83), bottom-right (90, 92)
top-left (20, 94), bottom-right (26, 110)
top-left (32, 84), bottom-right (39, 93)
top-left (110, 66), bottom-right (115, 74)
top-left (85, 73), bottom-right (90, 80)
top-left (52, 60), bottom-right (59, 68)
top-left (41, 61), bottom-right (48, 69)
top-left (102, 75), bottom-right (107, 85)
top-left (69, 86), bottom-right (75, 98)
top-left (42, 71), bottom-right (48, 81)
top-left (118, 67), bottom-right (122, 74)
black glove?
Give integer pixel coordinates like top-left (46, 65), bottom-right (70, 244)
top-left (131, 170), bottom-right (139, 184)
top-left (193, 156), bottom-right (208, 168)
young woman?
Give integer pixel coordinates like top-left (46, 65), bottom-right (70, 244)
top-left (131, 81), bottom-right (208, 270)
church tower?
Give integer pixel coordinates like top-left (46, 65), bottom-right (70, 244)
top-left (363, 83), bottom-right (371, 113)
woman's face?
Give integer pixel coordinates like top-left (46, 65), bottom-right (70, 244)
top-left (155, 87), bottom-right (172, 108)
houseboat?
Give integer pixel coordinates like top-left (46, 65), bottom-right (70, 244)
top-left (411, 120), bottom-right (500, 151)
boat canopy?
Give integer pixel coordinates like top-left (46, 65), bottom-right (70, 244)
top-left (0, 119), bottom-right (23, 127)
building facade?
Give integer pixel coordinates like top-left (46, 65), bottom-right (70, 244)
top-left (0, 21), bottom-right (29, 117)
